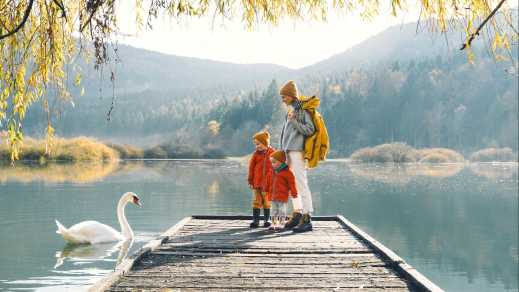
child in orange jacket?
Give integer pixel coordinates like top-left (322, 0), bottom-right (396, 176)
top-left (267, 150), bottom-right (298, 231)
top-left (248, 131), bottom-right (275, 228)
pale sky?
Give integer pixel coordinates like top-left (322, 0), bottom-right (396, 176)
top-left (115, 4), bottom-right (418, 69)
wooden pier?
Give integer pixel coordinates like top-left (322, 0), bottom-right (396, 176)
top-left (91, 215), bottom-right (443, 291)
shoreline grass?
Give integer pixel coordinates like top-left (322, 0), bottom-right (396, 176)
top-left (350, 143), bottom-right (467, 163)
top-left (0, 137), bottom-right (119, 162)
top-left (469, 148), bottom-right (518, 162)
top-left (0, 136), bottom-right (227, 163)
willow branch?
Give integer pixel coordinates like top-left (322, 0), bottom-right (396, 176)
top-left (460, 0), bottom-right (507, 50)
top-left (80, 0), bottom-right (103, 32)
top-left (52, 0), bottom-right (66, 18)
top-left (0, 0), bottom-right (35, 40)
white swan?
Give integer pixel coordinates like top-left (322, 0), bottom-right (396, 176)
top-left (55, 192), bottom-right (142, 244)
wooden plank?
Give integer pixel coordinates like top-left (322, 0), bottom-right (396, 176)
top-left (134, 256), bottom-right (387, 267)
top-left (127, 267), bottom-right (396, 275)
top-left (111, 276), bottom-right (411, 289)
top-left (191, 215), bottom-right (339, 221)
top-left (165, 234), bottom-right (358, 241)
top-left (109, 288), bottom-right (410, 292)
top-left (108, 288), bottom-right (411, 292)
top-left (154, 247), bottom-right (372, 254)
top-left (124, 273), bottom-right (398, 279)
top-left (160, 241), bottom-right (366, 248)
top-left (181, 222), bottom-right (344, 228)
top-left (146, 251), bottom-right (378, 258)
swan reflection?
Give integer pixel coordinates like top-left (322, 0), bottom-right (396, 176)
top-left (55, 239), bottom-right (133, 269)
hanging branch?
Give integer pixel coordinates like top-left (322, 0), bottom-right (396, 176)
top-left (460, 0), bottom-right (507, 50)
top-left (0, 0), bottom-right (35, 40)
top-left (80, 0), bottom-right (103, 32)
top-left (52, 0), bottom-right (67, 18)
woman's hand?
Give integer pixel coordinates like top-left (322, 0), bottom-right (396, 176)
top-left (287, 111), bottom-right (296, 120)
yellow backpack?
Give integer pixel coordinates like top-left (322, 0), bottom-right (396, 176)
top-left (300, 95), bottom-right (330, 168)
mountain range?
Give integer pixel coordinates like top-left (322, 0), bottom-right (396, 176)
top-left (78, 20), bottom-right (471, 99)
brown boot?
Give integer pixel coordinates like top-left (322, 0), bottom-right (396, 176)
top-left (284, 212), bottom-right (302, 230)
top-left (293, 214), bottom-right (313, 233)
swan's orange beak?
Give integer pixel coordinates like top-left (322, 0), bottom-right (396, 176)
top-left (132, 195), bottom-right (142, 207)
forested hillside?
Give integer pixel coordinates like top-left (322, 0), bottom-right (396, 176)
top-left (206, 52), bottom-right (518, 156)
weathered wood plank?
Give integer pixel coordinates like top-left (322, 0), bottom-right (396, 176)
top-left (124, 271), bottom-right (402, 277)
top-left (111, 276), bottom-right (411, 289)
top-left (160, 241), bottom-right (367, 249)
top-left (146, 251), bottom-right (378, 258)
top-left (154, 247), bottom-right (373, 254)
top-left (109, 288), bottom-right (411, 292)
top-left (135, 256), bottom-right (387, 267)
top-left (127, 265), bottom-right (397, 277)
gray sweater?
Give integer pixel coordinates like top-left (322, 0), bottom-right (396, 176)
top-left (280, 101), bottom-right (315, 151)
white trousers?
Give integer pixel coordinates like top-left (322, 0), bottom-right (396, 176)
top-left (287, 151), bottom-right (313, 214)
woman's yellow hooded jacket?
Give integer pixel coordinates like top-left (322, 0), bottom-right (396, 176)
top-left (299, 95), bottom-right (330, 168)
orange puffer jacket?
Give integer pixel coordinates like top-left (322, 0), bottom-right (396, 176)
top-left (248, 147), bottom-right (275, 191)
top-left (266, 165), bottom-right (298, 203)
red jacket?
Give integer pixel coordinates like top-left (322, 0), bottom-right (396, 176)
top-left (248, 147), bottom-right (274, 191)
top-left (267, 165), bottom-right (298, 203)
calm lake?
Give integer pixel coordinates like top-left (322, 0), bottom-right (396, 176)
top-left (0, 160), bottom-right (517, 291)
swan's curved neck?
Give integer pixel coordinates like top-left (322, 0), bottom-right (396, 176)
top-left (117, 199), bottom-right (134, 239)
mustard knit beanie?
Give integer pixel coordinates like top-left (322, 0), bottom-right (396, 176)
top-left (270, 150), bottom-right (287, 164)
top-left (280, 80), bottom-right (298, 98)
top-left (253, 131), bottom-right (270, 146)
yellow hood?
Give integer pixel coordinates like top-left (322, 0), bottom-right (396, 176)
top-left (299, 95), bottom-right (320, 111)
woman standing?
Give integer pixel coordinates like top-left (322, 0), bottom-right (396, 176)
top-left (279, 80), bottom-right (315, 233)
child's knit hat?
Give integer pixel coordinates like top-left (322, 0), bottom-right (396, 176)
top-left (253, 131), bottom-right (270, 146)
top-left (280, 80), bottom-right (298, 98)
top-left (270, 150), bottom-right (287, 163)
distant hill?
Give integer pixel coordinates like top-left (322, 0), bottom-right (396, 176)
top-left (78, 44), bottom-right (294, 99)
top-left (301, 22), bottom-right (466, 74)
top-left (302, 9), bottom-right (517, 74)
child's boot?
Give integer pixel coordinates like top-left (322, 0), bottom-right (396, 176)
top-left (284, 212), bottom-right (302, 230)
top-left (293, 214), bottom-right (313, 233)
top-left (250, 208), bottom-right (260, 228)
top-left (263, 208), bottom-right (271, 227)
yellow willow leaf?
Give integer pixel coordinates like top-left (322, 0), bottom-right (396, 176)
top-left (492, 33), bottom-right (501, 52)
top-left (46, 125), bottom-right (55, 137)
top-left (74, 73), bottom-right (81, 87)
top-left (15, 66), bottom-right (26, 89)
top-left (502, 36), bottom-right (511, 50)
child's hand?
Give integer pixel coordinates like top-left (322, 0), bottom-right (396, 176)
top-left (291, 193), bottom-right (298, 198)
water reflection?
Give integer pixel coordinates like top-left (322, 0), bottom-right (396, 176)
top-left (348, 162), bottom-right (465, 185)
top-left (1, 160), bottom-right (515, 186)
top-left (0, 160), bottom-right (119, 184)
top-left (55, 239), bottom-right (133, 269)
top-left (468, 162), bottom-right (518, 181)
